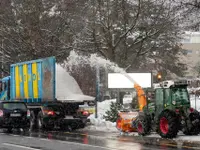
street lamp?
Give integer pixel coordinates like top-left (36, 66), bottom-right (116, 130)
top-left (157, 72), bottom-right (162, 82)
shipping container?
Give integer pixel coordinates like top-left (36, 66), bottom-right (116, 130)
top-left (10, 57), bottom-right (55, 103)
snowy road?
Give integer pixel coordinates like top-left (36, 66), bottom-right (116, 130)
top-left (0, 130), bottom-right (192, 150)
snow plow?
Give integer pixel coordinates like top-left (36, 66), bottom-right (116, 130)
top-left (116, 80), bottom-right (200, 139)
top-left (116, 83), bottom-right (147, 132)
top-left (116, 111), bottom-right (138, 132)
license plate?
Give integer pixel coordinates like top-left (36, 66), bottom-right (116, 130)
top-left (10, 113), bottom-right (21, 117)
top-left (79, 107), bottom-right (95, 114)
top-left (87, 108), bottom-right (95, 114)
top-left (65, 116), bottom-right (74, 119)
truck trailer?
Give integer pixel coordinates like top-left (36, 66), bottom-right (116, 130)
top-left (0, 57), bottom-right (94, 130)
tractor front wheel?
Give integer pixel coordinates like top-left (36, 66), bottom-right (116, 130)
top-left (157, 110), bottom-right (178, 138)
top-left (136, 114), bottom-right (151, 136)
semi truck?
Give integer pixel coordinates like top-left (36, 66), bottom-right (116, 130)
top-left (0, 57), bottom-right (94, 130)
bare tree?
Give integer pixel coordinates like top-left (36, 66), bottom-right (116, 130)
top-left (74, 0), bottom-right (186, 77)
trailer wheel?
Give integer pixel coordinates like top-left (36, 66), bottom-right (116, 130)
top-left (157, 110), bottom-right (178, 138)
top-left (136, 114), bottom-right (151, 136)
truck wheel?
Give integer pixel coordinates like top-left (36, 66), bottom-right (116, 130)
top-left (157, 110), bottom-right (178, 138)
top-left (183, 112), bottom-right (200, 135)
top-left (37, 111), bottom-right (54, 131)
top-left (6, 128), bottom-right (12, 133)
top-left (79, 123), bottom-right (86, 129)
top-left (136, 114), bottom-right (151, 136)
top-left (30, 111), bottom-right (36, 131)
top-left (37, 111), bottom-right (45, 130)
top-left (71, 122), bottom-right (78, 130)
top-left (66, 125), bottom-right (73, 132)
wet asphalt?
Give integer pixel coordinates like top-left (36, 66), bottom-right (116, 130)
top-left (0, 129), bottom-right (193, 150)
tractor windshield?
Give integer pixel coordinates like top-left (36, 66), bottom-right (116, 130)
top-left (171, 87), bottom-right (189, 104)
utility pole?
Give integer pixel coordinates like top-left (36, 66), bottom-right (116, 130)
top-left (1, 39), bottom-right (4, 78)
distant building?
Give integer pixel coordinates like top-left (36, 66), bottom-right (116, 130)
top-left (181, 31), bottom-right (200, 77)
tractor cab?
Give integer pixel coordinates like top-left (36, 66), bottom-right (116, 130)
top-left (154, 80), bottom-right (190, 117)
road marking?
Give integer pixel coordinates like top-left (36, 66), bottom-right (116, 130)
top-left (2, 143), bottom-right (40, 150)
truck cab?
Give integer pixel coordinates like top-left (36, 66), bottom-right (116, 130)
top-left (0, 76), bottom-right (10, 101)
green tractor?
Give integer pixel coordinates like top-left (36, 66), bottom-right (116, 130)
top-left (135, 80), bottom-right (200, 138)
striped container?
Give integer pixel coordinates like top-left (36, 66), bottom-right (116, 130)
top-left (10, 57), bottom-right (56, 103)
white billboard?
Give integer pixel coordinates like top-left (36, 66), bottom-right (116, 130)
top-left (108, 73), bottom-right (152, 88)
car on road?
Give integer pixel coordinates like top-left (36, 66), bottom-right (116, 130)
top-left (0, 101), bottom-right (30, 132)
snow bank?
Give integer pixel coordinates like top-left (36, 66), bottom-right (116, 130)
top-left (87, 98), bottom-right (134, 132)
top-left (56, 64), bottom-right (95, 101)
top-left (87, 99), bottom-right (117, 132)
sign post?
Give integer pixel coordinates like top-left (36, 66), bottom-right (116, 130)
top-left (95, 65), bottom-right (100, 118)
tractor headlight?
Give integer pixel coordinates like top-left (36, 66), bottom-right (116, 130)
top-left (172, 101), bottom-right (176, 105)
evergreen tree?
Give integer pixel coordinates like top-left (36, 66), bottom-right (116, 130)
top-left (103, 102), bottom-right (122, 122)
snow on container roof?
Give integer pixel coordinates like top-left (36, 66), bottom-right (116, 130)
top-left (55, 64), bottom-right (95, 101)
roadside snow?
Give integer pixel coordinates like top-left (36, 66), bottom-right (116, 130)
top-left (87, 98), bottom-right (134, 132)
top-left (190, 94), bottom-right (200, 111)
top-left (175, 135), bottom-right (200, 142)
top-left (87, 99), bottom-right (117, 132)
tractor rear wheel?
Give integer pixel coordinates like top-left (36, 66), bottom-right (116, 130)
top-left (136, 114), bottom-right (151, 136)
top-left (183, 111), bottom-right (200, 135)
top-left (157, 110), bottom-right (178, 138)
